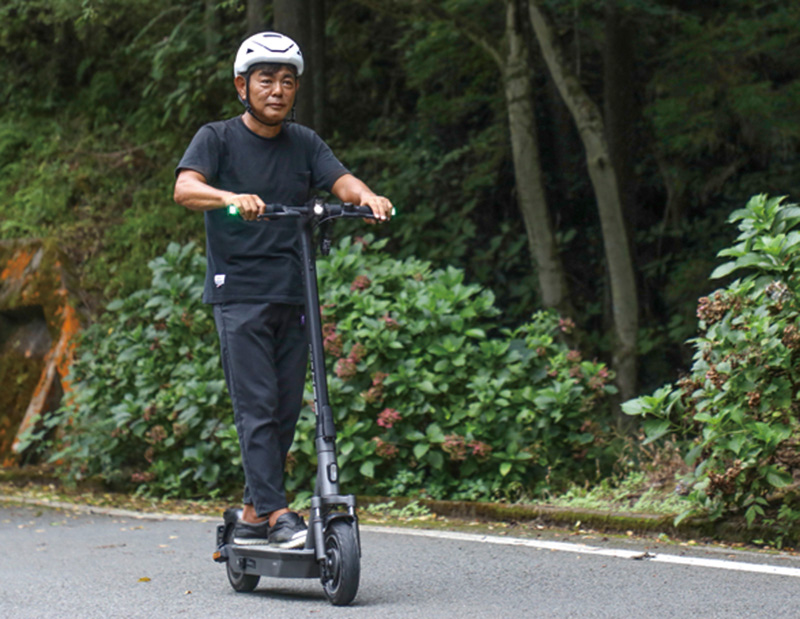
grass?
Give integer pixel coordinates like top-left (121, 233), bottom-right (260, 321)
top-left (544, 471), bottom-right (690, 515)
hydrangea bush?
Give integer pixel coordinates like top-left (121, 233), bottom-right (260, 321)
top-left (28, 237), bottom-right (617, 501)
top-left (288, 236), bottom-right (618, 501)
top-left (624, 195), bottom-right (800, 532)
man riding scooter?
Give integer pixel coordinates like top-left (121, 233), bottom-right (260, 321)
top-left (173, 31), bottom-right (392, 548)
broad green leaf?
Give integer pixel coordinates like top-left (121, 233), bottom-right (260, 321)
top-left (710, 261), bottom-right (738, 279)
top-left (359, 460), bottom-right (375, 478)
top-left (426, 423), bottom-right (445, 443)
top-left (642, 419), bottom-right (670, 445)
top-left (426, 450), bottom-right (444, 469)
top-left (418, 380), bottom-right (438, 394)
top-left (765, 467), bottom-right (792, 488)
top-left (621, 398), bottom-right (646, 416)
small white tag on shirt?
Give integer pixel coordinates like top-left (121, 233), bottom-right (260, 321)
top-left (214, 274), bottom-right (226, 288)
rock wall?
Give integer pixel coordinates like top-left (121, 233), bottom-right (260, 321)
top-left (0, 239), bottom-right (82, 464)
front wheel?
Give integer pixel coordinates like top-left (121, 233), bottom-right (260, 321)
top-left (321, 520), bottom-right (360, 606)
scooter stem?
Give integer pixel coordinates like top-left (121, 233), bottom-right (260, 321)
top-left (298, 217), bottom-right (341, 498)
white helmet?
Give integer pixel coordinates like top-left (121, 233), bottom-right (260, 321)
top-left (233, 32), bottom-right (304, 78)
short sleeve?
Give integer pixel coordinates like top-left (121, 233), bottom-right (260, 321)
top-left (308, 133), bottom-right (349, 192)
top-left (175, 124), bottom-right (222, 182)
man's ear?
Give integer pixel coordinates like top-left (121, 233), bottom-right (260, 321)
top-left (234, 74), bottom-right (247, 100)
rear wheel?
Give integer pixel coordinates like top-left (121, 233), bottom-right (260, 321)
top-left (224, 525), bottom-right (260, 592)
top-left (226, 559), bottom-right (260, 592)
top-left (321, 519), bottom-right (360, 606)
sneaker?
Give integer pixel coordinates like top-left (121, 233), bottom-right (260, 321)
top-left (268, 512), bottom-right (307, 549)
top-left (232, 519), bottom-right (270, 545)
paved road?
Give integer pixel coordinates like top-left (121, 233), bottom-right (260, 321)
top-left (2, 502), bottom-right (800, 618)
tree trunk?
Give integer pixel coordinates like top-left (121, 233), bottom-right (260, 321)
top-left (247, 0), bottom-right (266, 35)
top-left (504, 0), bottom-right (572, 315)
top-left (528, 0), bottom-right (639, 410)
top-left (273, 0), bottom-right (315, 129)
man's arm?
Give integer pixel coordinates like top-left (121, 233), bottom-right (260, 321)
top-left (173, 169), bottom-right (266, 220)
top-left (331, 173), bottom-right (393, 222)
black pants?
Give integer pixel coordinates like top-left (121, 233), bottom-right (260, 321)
top-left (213, 302), bottom-right (308, 517)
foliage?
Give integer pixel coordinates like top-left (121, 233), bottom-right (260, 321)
top-left (0, 1), bottom-right (239, 300)
top-left (3, 0), bottom-right (800, 391)
top-left (545, 470), bottom-right (688, 515)
top-left (0, 111), bottom-right (205, 305)
top-left (327, 3), bottom-right (536, 321)
top-left (624, 195), bottom-right (800, 532)
top-left (23, 238), bottom-right (617, 501)
top-left (361, 500), bottom-right (432, 520)
top-left (6, 0), bottom-right (800, 511)
top-left (646, 2), bottom-right (800, 209)
top-left (634, 211), bottom-right (734, 388)
top-left (288, 235), bottom-right (619, 501)
top-left (0, 117), bottom-right (76, 238)
top-left (18, 242), bottom-right (239, 496)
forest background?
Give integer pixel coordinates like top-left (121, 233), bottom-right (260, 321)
top-left (3, 0), bottom-right (800, 537)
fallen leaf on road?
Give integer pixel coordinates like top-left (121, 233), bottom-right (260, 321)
top-left (138, 577), bottom-right (151, 583)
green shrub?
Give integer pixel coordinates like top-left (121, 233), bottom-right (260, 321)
top-left (624, 195), bottom-right (800, 530)
top-left (29, 238), bottom-right (617, 501)
top-left (23, 242), bottom-right (239, 496)
top-left (291, 236), bottom-right (618, 501)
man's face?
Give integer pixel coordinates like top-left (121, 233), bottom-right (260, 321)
top-left (239, 66), bottom-right (298, 125)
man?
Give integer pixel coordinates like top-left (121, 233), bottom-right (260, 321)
top-left (173, 32), bottom-right (392, 548)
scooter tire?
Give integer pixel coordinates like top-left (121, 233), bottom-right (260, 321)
top-left (226, 559), bottom-right (260, 593)
top-left (321, 519), bottom-right (360, 606)
top-left (224, 523), bottom-right (260, 593)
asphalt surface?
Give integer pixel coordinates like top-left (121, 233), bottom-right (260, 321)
top-left (2, 502), bottom-right (800, 618)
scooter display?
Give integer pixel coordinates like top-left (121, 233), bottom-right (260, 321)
top-left (212, 199), bottom-right (380, 606)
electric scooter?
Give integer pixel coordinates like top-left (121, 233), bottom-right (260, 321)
top-left (213, 199), bottom-right (380, 606)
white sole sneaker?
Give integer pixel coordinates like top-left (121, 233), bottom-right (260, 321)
top-left (270, 530), bottom-right (307, 549)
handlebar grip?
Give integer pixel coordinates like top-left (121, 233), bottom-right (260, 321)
top-left (228, 204), bottom-right (288, 217)
top-left (343, 203), bottom-right (376, 217)
top-left (255, 204), bottom-right (290, 220)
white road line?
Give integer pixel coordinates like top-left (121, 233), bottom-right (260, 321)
top-left (364, 526), bottom-right (800, 579)
top-left (5, 495), bottom-right (800, 578)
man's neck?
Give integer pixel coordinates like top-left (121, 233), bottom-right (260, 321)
top-left (241, 112), bottom-right (282, 138)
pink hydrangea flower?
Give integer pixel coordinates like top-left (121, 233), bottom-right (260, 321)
top-left (377, 408), bottom-right (402, 429)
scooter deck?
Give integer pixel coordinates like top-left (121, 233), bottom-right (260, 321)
top-left (218, 542), bottom-right (321, 579)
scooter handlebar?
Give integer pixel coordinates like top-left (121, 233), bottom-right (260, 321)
top-left (256, 202), bottom-right (376, 220)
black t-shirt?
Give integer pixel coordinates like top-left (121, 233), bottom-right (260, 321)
top-left (176, 117), bottom-right (348, 304)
